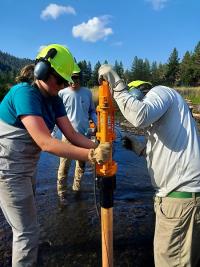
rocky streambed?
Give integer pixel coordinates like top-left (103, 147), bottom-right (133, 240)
top-left (0, 126), bottom-right (154, 267)
top-left (0, 104), bottom-right (200, 266)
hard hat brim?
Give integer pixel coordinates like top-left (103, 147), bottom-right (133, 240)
top-left (65, 75), bottom-right (73, 83)
top-left (73, 63), bottom-right (81, 74)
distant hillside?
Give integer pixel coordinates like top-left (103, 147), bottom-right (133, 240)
top-left (0, 50), bottom-right (33, 72)
top-left (0, 50), bottom-right (33, 100)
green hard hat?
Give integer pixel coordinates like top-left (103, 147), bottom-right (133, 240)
top-left (36, 44), bottom-right (74, 83)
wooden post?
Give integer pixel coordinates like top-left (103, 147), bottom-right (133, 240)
top-left (101, 207), bottom-right (113, 267)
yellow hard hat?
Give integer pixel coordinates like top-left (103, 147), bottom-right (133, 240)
top-left (73, 62), bottom-right (81, 74)
top-left (36, 44), bottom-right (74, 83)
top-left (128, 80), bottom-right (152, 88)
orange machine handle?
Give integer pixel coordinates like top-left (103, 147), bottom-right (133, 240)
top-left (96, 81), bottom-right (117, 177)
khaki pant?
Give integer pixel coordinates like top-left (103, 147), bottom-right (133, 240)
top-left (0, 120), bottom-right (40, 267)
top-left (57, 137), bottom-right (85, 195)
top-left (154, 196), bottom-right (200, 267)
top-left (0, 177), bottom-right (39, 267)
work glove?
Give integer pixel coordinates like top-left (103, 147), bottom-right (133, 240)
top-left (122, 135), bottom-right (146, 156)
top-left (88, 142), bottom-right (111, 164)
top-left (98, 64), bottom-right (126, 93)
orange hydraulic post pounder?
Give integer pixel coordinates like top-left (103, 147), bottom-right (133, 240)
top-left (96, 81), bottom-right (117, 267)
top-left (96, 81), bottom-right (117, 177)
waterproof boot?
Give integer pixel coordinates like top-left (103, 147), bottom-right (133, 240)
top-left (72, 179), bottom-right (81, 191)
top-left (58, 194), bottom-right (68, 206)
top-left (72, 160), bottom-right (85, 191)
top-left (57, 179), bottom-right (67, 196)
top-left (57, 179), bottom-right (68, 205)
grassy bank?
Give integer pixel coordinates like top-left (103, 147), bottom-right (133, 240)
top-left (91, 86), bottom-right (200, 105)
top-left (175, 87), bottom-right (200, 104)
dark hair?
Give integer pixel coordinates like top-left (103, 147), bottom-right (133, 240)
top-left (15, 64), bottom-right (35, 84)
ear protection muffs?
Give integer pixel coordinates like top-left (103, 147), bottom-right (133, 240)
top-left (34, 48), bottom-right (57, 81)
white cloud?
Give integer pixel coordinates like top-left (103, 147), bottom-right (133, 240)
top-left (147, 0), bottom-right (168, 10)
top-left (41, 3), bottom-right (76, 20)
top-left (72, 16), bottom-right (113, 42)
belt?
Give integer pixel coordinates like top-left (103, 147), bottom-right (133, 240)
top-left (167, 191), bottom-right (200, 198)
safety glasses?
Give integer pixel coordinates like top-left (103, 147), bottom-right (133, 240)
top-left (72, 75), bottom-right (80, 83)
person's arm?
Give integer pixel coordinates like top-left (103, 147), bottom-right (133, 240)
top-left (14, 86), bottom-right (105, 161)
top-left (113, 87), bottom-right (172, 128)
top-left (98, 64), bottom-right (172, 128)
top-left (21, 115), bottom-right (90, 161)
top-left (56, 115), bottom-right (97, 149)
top-left (55, 90), bottom-right (97, 148)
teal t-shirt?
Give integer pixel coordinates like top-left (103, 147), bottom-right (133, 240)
top-left (0, 82), bottom-right (66, 131)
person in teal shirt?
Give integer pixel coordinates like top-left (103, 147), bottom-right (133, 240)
top-left (0, 82), bottom-right (66, 130)
top-left (0, 44), bottom-right (110, 267)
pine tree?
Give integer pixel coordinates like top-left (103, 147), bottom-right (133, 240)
top-left (192, 42), bottom-right (200, 85)
top-left (143, 59), bottom-right (151, 81)
top-left (90, 61), bottom-right (101, 86)
top-left (87, 61), bottom-right (92, 83)
top-left (157, 63), bottom-right (167, 85)
top-left (78, 60), bottom-right (92, 86)
top-left (119, 61), bottom-right (125, 79)
top-left (166, 48), bottom-right (180, 86)
top-left (151, 61), bottom-right (158, 85)
top-left (114, 60), bottom-right (124, 78)
top-left (124, 69), bottom-right (131, 83)
top-left (130, 56), bottom-right (140, 80)
top-left (180, 51), bottom-right (194, 86)
top-left (130, 57), bottom-right (151, 81)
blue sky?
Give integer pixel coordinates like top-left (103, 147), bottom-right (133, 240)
top-left (0, 0), bottom-right (199, 68)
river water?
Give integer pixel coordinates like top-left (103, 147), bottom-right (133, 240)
top-left (0, 127), bottom-right (155, 267)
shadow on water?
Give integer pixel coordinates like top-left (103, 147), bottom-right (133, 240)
top-left (0, 127), bottom-right (155, 267)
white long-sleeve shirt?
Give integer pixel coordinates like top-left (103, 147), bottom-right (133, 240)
top-left (59, 87), bottom-right (97, 135)
top-left (114, 86), bottom-right (200, 197)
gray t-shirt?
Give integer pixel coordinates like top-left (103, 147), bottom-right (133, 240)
top-left (59, 87), bottom-right (97, 135)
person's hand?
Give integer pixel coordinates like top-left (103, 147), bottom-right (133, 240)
top-left (122, 135), bottom-right (146, 156)
top-left (88, 142), bottom-right (111, 164)
top-left (98, 64), bottom-right (126, 92)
